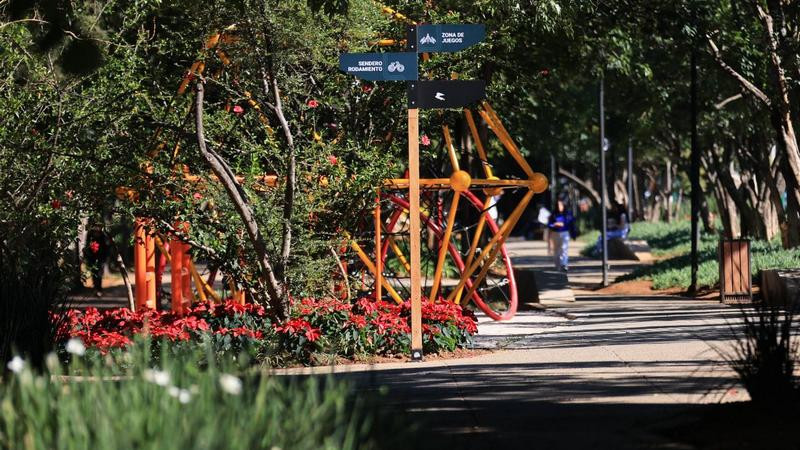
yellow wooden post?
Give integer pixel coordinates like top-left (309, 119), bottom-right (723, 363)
top-left (446, 190), bottom-right (534, 303)
top-left (442, 125), bottom-right (461, 171)
top-left (455, 196), bottom-right (492, 304)
top-left (429, 192), bottom-right (460, 301)
top-left (388, 235), bottom-right (412, 273)
top-left (348, 238), bottom-right (404, 304)
top-left (408, 108), bottom-right (423, 360)
top-left (464, 109), bottom-right (494, 179)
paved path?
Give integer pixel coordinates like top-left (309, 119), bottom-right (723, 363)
top-left (278, 238), bottom-right (748, 449)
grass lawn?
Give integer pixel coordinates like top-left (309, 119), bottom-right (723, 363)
top-left (585, 221), bottom-right (800, 290)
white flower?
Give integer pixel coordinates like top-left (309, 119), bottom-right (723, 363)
top-left (168, 386), bottom-right (192, 404)
top-left (45, 353), bottom-right (60, 371)
top-left (219, 373), bottom-right (243, 395)
top-left (65, 338), bottom-right (86, 356)
top-left (143, 369), bottom-right (171, 386)
top-left (6, 356), bottom-right (24, 373)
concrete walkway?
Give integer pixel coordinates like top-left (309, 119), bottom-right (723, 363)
top-left (278, 238), bottom-right (748, 449)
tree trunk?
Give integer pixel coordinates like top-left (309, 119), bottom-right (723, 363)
top-left (194, 82), bottom-right (287, 320)
top-left (757, 3), bottom-right (800, 247)
top-left (633, 173), bottom-right (642, 221)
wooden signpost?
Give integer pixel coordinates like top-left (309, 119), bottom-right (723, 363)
top-left (340, 23), bottom-right (485, 361)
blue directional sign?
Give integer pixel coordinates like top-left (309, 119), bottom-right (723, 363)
top-left (416, 24), bottom-right (485, 53)
top-left (339, 52), bottom-right (418, 81)
top-left (408, 80), bottom-right (486, 109)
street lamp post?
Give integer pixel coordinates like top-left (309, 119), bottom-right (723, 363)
top-left (689, 13), bottom-right (700, 295)
top-left (628, 138), bottom-right (634, 223)
top-left (600, 77), bottom-right (608, 287)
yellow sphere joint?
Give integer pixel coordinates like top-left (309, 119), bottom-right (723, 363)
top-left (484, 176), bottom-right (503, 196)
top-left (530, 172), bottom-right (549, 194)
top-left (450, 170), bottom-right (472, 192)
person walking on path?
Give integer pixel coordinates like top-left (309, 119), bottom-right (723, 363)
top-left (547, 199), bottom-right (575, 271)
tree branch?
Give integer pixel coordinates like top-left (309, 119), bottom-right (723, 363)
top-left (756, 3), bottom-right (792, 112)
top-left (706, 36), bottom-right (771, 106)
top-left (262, 70), bottom-right (296, 282)
top-left (558, 168), bottom-right (601, 205)
top-left (714, 93), bottom-right (743, 109)
top-left (195, 81), bottom-right (287, 320)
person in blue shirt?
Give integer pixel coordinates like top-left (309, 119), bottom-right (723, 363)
top-left (548, 199), bottom-right (576, 271)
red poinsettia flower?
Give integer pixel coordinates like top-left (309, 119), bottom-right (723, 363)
top-left (89, 241), bottom-right (100, 253)
top-left (421, 134), bottom-right (431, 146)
top-left (307, 99), bottom-right (319, 108)
top-left (361, 84), bottom-right (373, 93)
top-left (327, 155), bottom-right (338, 165)
top-left (304, 327), bottom-right (321, 342)
top-left (348, 313), bottom-right (367, 329)
top-left (51, 199), bottom-right (62, 209)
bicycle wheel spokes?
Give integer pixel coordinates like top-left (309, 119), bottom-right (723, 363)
top-left (380, 189), bottom-right (518, 320)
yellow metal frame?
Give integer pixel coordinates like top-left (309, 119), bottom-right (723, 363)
top-left (378, 102), bottom-right (548, 312)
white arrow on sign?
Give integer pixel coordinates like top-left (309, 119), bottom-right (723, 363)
top-left (435, 92), bottom-right (445, 101)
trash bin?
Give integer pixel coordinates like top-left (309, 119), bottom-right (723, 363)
top-left (719, 238), bottom-right (752, 304)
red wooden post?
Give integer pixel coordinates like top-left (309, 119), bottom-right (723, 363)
top-left (134, 219), bottom-right (147, 310)
top-left (182, 243), bottom-right (192, 309)
top-left (145, 230), bottom-right (157, 309)
top-left (375, 192), bottom-right (382, 301)
top-left (170, 230), bottom-right (184, 315)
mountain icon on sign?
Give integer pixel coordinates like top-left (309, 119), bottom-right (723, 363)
top-left (420, 33), bottom-right (436, 45)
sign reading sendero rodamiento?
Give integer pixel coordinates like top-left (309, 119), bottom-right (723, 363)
top-left (416, 24), bottom-right (485, 53)
top-left (338, 52), bottom-right (418, 81)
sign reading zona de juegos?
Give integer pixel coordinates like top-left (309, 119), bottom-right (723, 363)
top-left (338, 52), bottom-right (418, 81)
top-left (417, 24), bottom-right (485, 53)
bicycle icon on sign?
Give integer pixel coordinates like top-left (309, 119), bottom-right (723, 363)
top-left (387, 61), bottom-right (405, 73)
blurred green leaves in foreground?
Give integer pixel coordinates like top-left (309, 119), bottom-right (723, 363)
top-left (1, 337), bottom-right (406, 449)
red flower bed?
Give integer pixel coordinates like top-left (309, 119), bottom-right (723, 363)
top-left (57, 301), bottom-right (269, 354)
top-left (278, 297), bottom-right (477, 357)
top-left (56, 297), bottom-right (478, 360)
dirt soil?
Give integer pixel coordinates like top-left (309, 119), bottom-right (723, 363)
top-left (574, 279), bottom-right (737, 302)
top-left (283, 348), bottom-right (495, 368)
